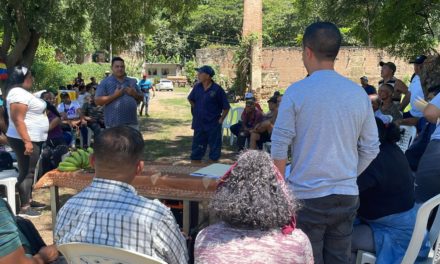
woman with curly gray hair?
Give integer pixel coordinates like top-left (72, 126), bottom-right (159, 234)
top-left (195, 150), bottom-right (313, 264)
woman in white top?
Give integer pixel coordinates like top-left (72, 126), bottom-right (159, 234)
top-left (6, 66), bottom-right (49, 217)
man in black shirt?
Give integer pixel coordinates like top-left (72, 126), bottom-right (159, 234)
top-left (360, 76), bottom-right (376, 95)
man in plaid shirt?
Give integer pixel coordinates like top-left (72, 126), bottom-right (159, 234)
top-left (54, 126), bottom-right (188, 264)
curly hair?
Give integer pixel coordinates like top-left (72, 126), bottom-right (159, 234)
top-left (209, 150), bottom-right (298, 230)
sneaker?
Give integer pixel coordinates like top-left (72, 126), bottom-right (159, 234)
top-left (30, 200), bottom-right (46, 209)
top-left (18, 207), bottom-right (41, 218)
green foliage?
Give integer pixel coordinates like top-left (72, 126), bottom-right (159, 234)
top-left (184, 0), bottom-right (243, 53)
top-left (231, 35), bottom-right (257, 97)
top-left (144, 22), bottom-right (189, 63)
top-left (32, 42), bottom-right (110, 90)
top-left (183, 59), bottom-right (197, 84)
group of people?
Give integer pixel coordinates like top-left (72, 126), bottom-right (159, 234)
top-left (1, 21), bottom-right (440, 264)
top-left (186, 22), bottom-right (440, 264)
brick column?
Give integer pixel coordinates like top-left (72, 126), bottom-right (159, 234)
top-left (243, 0), bottom-right (262, 97)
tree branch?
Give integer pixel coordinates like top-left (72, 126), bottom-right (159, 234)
top-left (1, 5), bottom-right (13, 61)
top-left (21, 30), bottom-right (40, 67)
top-left (6, 0), bottom-right (31, 67)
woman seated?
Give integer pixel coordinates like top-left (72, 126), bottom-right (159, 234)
top-left (195, 150), bottom-right (313, 264)
top-left (40, 92), bottom-right (68, 176)
top-left (351, 118), bottom-right (430, 264)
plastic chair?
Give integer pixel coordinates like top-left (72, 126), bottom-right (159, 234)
top-left (58, 243), bottom-right (167, 264)
top-left (357, 193), bottom-right (440, 264)
top-left (222, 107), bottom-right (244, 146)
top-left (0, 169), bottom-right (18, 215)
top-left (397, 125), bottom-right (417, 152)
top-left (401, 194), bottom-right (440, 264)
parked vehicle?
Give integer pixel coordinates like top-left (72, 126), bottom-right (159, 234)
top-left (156, 79), bottom-right (174, 91)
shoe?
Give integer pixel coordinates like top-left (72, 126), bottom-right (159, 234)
top-left (18, 207), bottom-right (41, 218)
top-left (30, 200), bottom-right (46, 209)
top-left (146, 113), bottom-right (150, 117)
top-left (139, 111), bottom-right (143, 116)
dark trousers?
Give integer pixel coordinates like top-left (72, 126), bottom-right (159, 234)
top-left (8, 137), bottom-right (43, 207)
top-left (230, 121), bottom-right (248, 150)
top-left (296, 194), bottom-right (359, 264)
top-left (87, 122), bottom-right (104, 139)
top-left (415, 140), bottom-right (440, 203)
top-left (41, 137), bottom-right (69, 176)
top-left (191, 125), bottom-right (222, 161)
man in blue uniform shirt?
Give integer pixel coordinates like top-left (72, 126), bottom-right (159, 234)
top-left (188, 66), bottom-right (230, 163)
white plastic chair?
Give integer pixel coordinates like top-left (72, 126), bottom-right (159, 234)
top-left (0, 169), bottom-right (18, 215)
top-left (357, 193), bottom-right (440, 264)
top-left (397, 125), bottom-right (417, 152)
top-left (222, 107), bottom-right (244, 146)
top-left (58, 243), bottom-right (167, 264)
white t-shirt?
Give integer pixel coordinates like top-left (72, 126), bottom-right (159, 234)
top-left (57, 101), bottom-right (81, 119)
top-left (6, 87), bottom-right (49, 142)
top-left (409, 75), bottom-right (425, 118)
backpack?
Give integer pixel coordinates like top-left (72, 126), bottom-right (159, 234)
top-left (0, 151), bottom-right (13, 170)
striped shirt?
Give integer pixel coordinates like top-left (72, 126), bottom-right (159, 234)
top-left (55, 178), bottom-right (188, 264)
top-left (0, 199), bottom-right (21, 257)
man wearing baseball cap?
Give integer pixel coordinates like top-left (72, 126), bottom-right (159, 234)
top-left (378, 61), bottom-right (410, 111)
top-left (399, 55), bottom-right (427, 127)
top-left (188, 65), bottom-right (230, 163)
top-left (360, 76), bottom-right (376, 95)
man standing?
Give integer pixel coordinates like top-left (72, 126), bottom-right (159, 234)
top-left (360, 76), bottom-right (376, 95)
top-left (271, 22), bottom-right (380, 264)
top-left (188, 66), bottom-right (230, 163)
top-left (138, 74), bottom-right (155, 117)
top-left (379, 61), bottom-right (410, 111)
top-left (400, 55), bottom-right (427, 126)
top-left (55, 126), bottom-right (188, 264)
top-left (95, 57), bottom-right (143, 130)
top-left (86, 77), bottom-right (99, 92)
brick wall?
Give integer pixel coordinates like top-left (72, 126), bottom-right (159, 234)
top-left (196, 47), bottom-right (414, 89)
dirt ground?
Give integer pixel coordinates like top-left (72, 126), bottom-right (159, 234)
top-left (30, 88), bottom-right (237, 244)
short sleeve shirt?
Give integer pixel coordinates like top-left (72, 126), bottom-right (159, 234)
top-left (188, 82), bottom-right (230, 131)
top-left (57, 101), bottom-right (81, 120)
top-left (409, 75), bottom-right (425, 118)
top-left (429, 94), bottom-right (440, 141)
top-left (6, 87), bottom-right (49, 142)
top-left (0, 199), bottom-right (21, 257)
top-left (363, 85), bottom-right (377, 95)
top-left (139, 79), bottom-right (153, 94)
top-left (96, 76), bottom-right (141, 127)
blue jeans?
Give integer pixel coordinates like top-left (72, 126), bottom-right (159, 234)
top-left (191, 125), bottom-right (222, 161)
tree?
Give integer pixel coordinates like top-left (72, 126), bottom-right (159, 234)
top-left (0, 0), bottom-right (197, 70)
top-left (183, 0), bottom-right (243, 54)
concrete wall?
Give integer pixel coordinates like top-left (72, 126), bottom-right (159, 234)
top-left (196, 47), bottom-right (414, 89)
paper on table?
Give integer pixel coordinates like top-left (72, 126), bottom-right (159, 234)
top-left (190, 163), bottom-right (232, 179)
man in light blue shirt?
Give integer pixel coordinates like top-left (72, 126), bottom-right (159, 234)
top-left (415, 91), bottom-right (440, 203)
top-left (400, 55), bottom-right (427, 128)
top-left (271, 22), bottom-right (379, 264)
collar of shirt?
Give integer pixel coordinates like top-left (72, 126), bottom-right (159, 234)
top-left (90, 177), bottom-right (137, 195)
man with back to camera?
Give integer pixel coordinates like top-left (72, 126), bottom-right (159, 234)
top-left (378, 61), bottom-right (410, 111)
top-left (188, 66), bottom-right (230, 163)
top-left (271, 22), bottom-right (380, 264)
top-left (55, 126), bottom-right (188, 264)
top-left (95, 57), bottom-right (143, 130)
